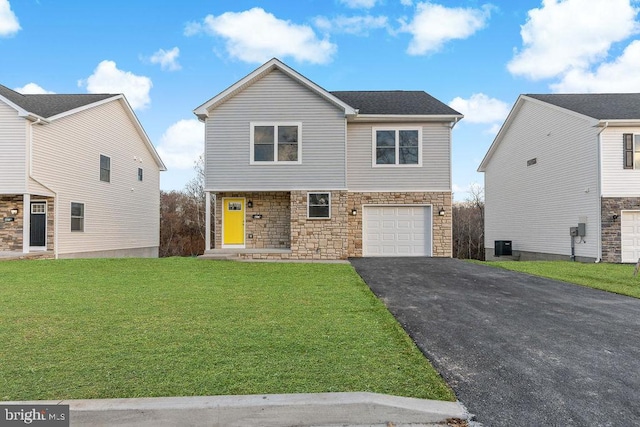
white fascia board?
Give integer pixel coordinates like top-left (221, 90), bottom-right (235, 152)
top-left (193, 58), bottom-right (357, 119)
top-left (598, 119), bottom-right (640, 127)
top-left (206, 187), bottom-right (350, 192)
top-left (51, 95), bottom-right (166, 171)
top-left (350, 114), bottom-right (463, 123)
top-left (0, 94), bottom-right (48, 122)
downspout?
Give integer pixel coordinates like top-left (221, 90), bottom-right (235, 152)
top-left (28, 118), bottom-right (59, 259)
top-left (595, 121), bottom-right (608, 263)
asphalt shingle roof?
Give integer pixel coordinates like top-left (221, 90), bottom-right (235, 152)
top-left (331, 90), bottom-right (461, 116)
top-left (0, 84), bottom-right (116, 118)
top-left (526, 93), bottom-right (640, 120)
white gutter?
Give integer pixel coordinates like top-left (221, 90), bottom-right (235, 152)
top-left (595, 121), bottom-right (609, 262)
top-left (28, 118), bottom-right (59, 259)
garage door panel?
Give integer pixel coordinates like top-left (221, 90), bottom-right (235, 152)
top-left (363, 206), bottom-right (431, 257)
top-left (621, 211), bottom-right (640, 263)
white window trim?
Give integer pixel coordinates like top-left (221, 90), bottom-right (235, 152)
top-left (250, 122), bottom-right (302, 165)
top-left (371, 127), bottom-right (423, 167)
top-left (307, 192), bottom-right (331, 219)
top-left (70, 202), bottom-right (85, 232)
top-left (138, 167), bottom-right (144, 181)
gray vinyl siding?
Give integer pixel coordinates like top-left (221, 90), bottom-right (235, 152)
top-left (0, 100), bottom-right (27, 193)
top-left (347, 122), bottom-right (451, 191)
top-left (204, 69), bottom-right (346, 190)
top-left (601, 126), bottom-right (640, 197)
top-left (484, 100), bottom-right (600, 259)
top-left (31, 100), bottom-right (161, 255)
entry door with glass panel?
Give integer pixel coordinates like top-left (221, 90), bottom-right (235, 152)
top-left (30, 202), bottom-right (47, 248)
top-left (223, 198), bottom-right (245, 247)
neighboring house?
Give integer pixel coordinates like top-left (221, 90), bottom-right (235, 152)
top-left (0, 84), bottom-right (166, 258)
top-left (479, 93), bottom-right (640, 263)
top-left (194, 58), bottom-right (462, 260)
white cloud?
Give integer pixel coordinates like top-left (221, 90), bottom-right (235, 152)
top-left (14, 83), bottom-right (54, 94)
top-left (79, 60), bottom-right (152, 110)
top-left (185, 8), bottom-right (336, 64)
top-left (156, 119), bottom-right (204, 169)
top-left (149, 47), bottom-right (181, 71)
top-left (0, 0), bottom-right (20, 37)
top-left (508, 0), bottom-right (639, 80)
top-left (400, 2), bottom-right (491, 55)
top-left (449, 93), bottom-right (510, 124)
top-left (401, 0), bottom-right (413, 6)
top-left (314, 15), bottom-right (388, 35)
top-left (339, 0), bottom-right (377, 8)
top-left (551, 40), bottom-right (640, 92)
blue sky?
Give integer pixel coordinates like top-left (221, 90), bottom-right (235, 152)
top-left (1, 0), bottom-right (639, 200)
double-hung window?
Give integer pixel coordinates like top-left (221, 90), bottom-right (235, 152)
top-left (623, 133), bottom-right (640, 169)
top-left (373, 128), bottom-right (422, 166)
top-left (308, 192), bottom-right (330, 219)
top-left (100, 154), bottom-right (111, 182)
top-left (71, 202), bottom-right (84, 232)
top-left (251, 122), bottom-right (302, 164)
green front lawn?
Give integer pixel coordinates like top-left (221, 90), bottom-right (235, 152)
top-left (482, 261), bottom-right (640, 298)
top-left (0, 258), bottom-right (453, 402)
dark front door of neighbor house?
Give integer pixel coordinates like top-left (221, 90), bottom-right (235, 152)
top-left (30, 202), bottom-right (46, 247)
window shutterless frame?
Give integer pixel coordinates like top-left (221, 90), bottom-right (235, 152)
top-left (250, 122), bottom-right (302, 164)
top-left (307, 192), bottom-right (331, 219)
top-left (371, 127), bottom-right (422, 167)
top-left (100, 154), bottom-right (111, 182)
top-left (71, 202), bottom-right (84, 232)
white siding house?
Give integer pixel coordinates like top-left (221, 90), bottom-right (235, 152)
top-left (0, 84), bottom-right (166, 258)
top-left (479, 93), bottom-right (640, 263)
top-left (194, 58), bottom-right (462, 260)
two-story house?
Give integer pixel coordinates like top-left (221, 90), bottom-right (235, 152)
top-left (0, 84), bottom-right (166, 258)
top-left (194, 59), bottom-right (462, 260)
top-left (479, 93), bottom-right (640, 263)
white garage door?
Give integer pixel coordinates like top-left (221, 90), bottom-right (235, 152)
top-left (621, 211), bottom-right (640, 263)
top-left (363, 206), bottom-right (431, 256)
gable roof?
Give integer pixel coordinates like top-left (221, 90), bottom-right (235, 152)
top-left (194, 58), bottom-right (357, 119)
top-left (194, 58), bottom-right (462, 123)
top-left (526, 93), bottom-right (640, 120)
top-left (0, 84), bottom-right (116, 119)
top-left (0, 84), bottom-right (166, 171)
top-left (331, 91), bottom-right (461, 116)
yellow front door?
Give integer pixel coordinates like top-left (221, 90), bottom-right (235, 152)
top-left (223, 198), bottom-right (245, 246)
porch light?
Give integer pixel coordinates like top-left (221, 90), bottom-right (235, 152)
top-left (247, 201), bottom-right (253, 208)
top-left (10, 208), bottom-right (18, 215)
top-left (613, 214), bottom-right (619, 222)
top-left (351, 209), bottom-right (357, 216)
top-left (439, 208), bottom-right (445, 216)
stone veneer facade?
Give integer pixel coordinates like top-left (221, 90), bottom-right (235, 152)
top-left (213, 190), bottom-right (452, 260)
top-left (0, 195), bottom-right (55, 252)
top-left (601, 197), bottom-right (640, 263)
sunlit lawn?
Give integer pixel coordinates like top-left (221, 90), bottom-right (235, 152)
top-left (481, 260), bottom-right (640, 298)
top-left (0, 258), bottom-right (453, 401)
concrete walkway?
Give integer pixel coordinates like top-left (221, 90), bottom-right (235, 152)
top-left (4, 393), bottom-right (467, 426)
top-left (350, 257), bottom-right (640, 426)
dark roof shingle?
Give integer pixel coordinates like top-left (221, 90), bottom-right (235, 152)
top-left (331, 90), bottom-right (461, 116)
top-left (526, 93), bottom-right (640, 120)
top-left (0, 84), bottom-right (116, 118)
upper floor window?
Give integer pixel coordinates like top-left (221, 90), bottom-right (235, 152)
top-left (623, 134), bottom-right (640, 169)
top-left (100, 155), bottom-right (111, 182)
top-left (373, 128), bottom-right (422, 167)
top-left (138, 167), bottom-right (143, 181)
top-left (250, 122), bottom-right (302, 164)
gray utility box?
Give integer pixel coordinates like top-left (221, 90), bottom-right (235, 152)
top-left (495, 240), bottom-right (513, 257)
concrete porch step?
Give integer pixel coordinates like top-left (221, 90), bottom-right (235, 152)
top-left (198, 248), bottom-right (293, 261)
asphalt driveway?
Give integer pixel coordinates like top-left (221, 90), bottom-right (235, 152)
top-left (349, 257), bottom-right (640, 426)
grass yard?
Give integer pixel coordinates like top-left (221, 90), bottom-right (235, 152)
top-left (482, 260), bottom-right (640, 299)
top-left (0, 258), bottom-right (453, 402)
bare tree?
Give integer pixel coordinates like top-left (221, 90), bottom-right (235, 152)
top-left (159, 156), bottom-right (207, 257)
top-left (453, 184), bottom-right (485, 260)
